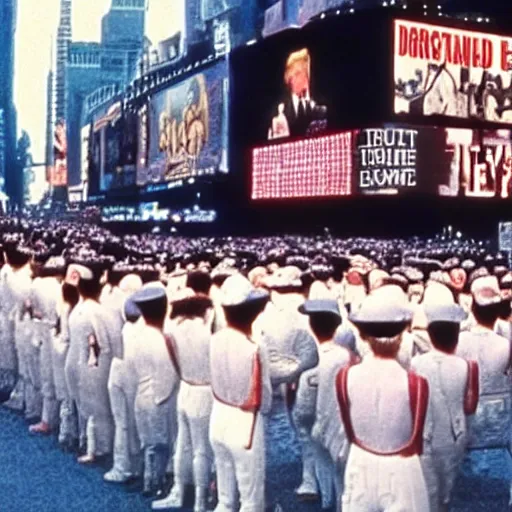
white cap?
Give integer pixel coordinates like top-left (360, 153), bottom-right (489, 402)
top-left (220, 274), bottom-right (269, 307)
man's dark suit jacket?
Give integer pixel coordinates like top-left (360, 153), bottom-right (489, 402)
top-left (282, 95), bottom-right (327, 138)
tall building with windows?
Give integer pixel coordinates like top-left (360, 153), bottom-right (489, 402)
top-left (0, 0), bottom-right (18, 204)
top-left (66, 0), bottom-right (146, 188)
top-left (45, 44), bottom-right (55, 189)
top-left (56, 0), bottom-right (72, 122)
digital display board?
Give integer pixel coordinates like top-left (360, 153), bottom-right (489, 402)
top-left (394, 19), bottom-right (512, 124)
top-left (252, 125), bottom-right (512, 199)
top-left (139, 60), bottom-right (229, 187)
top-left (252, 132), bottom-right (353, 199)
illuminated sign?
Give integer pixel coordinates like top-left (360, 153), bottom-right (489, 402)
top-left (356, 128), bottom-right (418, 192)
top-left (394, 19), bottom-right (512, 124)
top-left (252, 132), bottom-right (353, 199)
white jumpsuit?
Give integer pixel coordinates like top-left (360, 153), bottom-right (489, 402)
top-left (209, 327), bottom-right (272, 512)
top-left (412, 350), bottom-right (479, 512)
top-left (337, 357), bottom-right (430, 512)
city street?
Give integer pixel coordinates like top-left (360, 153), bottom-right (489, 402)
top-left (0, 398), bottom-right (510, 511)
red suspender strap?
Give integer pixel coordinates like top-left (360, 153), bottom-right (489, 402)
top-left (164, 334), bottom-right (182, 379)
top-left (464, 360), bottom-right (479, 415)
top-left (348, 350), bottom-right (361, 366)
top-left (336, 366), bottom-right (356, 444)
top-left (242, 351), bottom-right (262, 451)
top-left (403, 372), bottom-right (429, 456)
top-left (241, 351), bottom-right (262, 412)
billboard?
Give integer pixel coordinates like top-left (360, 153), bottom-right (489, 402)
top-left (439, 128), bottom-right (512, 198)
top-left (394, 19), bottom-right (512, 124)
top-left (355, 127), bottom-right (418, 194)
top-left (80, 124), bottom-right (91, 200)
top-left (139, 60), bottom-right (228, 187)
top-left (252, 125), bottom-right (512, 199)
top-left (87, 102), bottom-right (138, 195)
top-left (52, 121), bottom-right (68, 187)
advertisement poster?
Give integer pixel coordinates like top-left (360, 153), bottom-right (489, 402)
top-left (252, 125), bottom-right (512, 200)
top-left (80, 124), bottom-right (91, 200)
top-left (440, 128), bottom-right (512, 198)
top-left (355, 127), bottom-right (418, 193)
top-left (394, 19), bottom-right (512, 124)
top-left (52, 120), bottom-right (68, 187)
top-left (137, 104), bottom-right (149, 177)
top-left (140, 61), bottom-right (228, 186)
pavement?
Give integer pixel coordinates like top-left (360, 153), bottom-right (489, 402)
top-left (0, 397), bottom-right (510, 511)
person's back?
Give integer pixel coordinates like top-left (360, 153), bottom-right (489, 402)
top-left (337, 286), bottom-right (429, 512)
top-left (412, 351), bottom-right (468, 443)
top-left (347, 357), bottom-right (413, 452)
top-left (211, 327), bottom-right (267, 410)
top-left (457, 329), bottom-right (510, 394)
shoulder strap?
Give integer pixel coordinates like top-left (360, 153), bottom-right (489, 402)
top-left (464, 360), bottom-right (479, 415)
top-left (336, 366), bottom-right (356, 444)
top-left (164, 333), bottom-right (182, 379)
top-left (241, 350), bottom-right (262, 412)
top-left (403, 371), bottom-right (429, 456)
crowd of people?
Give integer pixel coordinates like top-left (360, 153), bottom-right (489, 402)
top-left (0, 215), bottom-right (511, 512)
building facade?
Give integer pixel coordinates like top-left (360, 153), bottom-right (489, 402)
top-left (0, 0), bottom-right (18, 204)
top-left (66, 0), bottom-right (146, 188)
top-left (56, 0), bottom-right (72, 122)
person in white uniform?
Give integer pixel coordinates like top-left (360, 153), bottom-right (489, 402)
top-left (337, 287), bottom-right (430, 512)
top-left (300, 299), bottom-right (357, 510)
top-left (253, 267), bottom-right (319, 500)
top-left (74, 263), bottom-right (116, 464)
top-left (0, 248), bottom-right (18, 404)
top-left (412, 300), bottom-right (479, 512)
top-left (53, 267), bottom-right (80, 451)
top-left (209, 274), bottom-right (272, 512)
top-left (28, 256), bottom-right (66, 434)
top-left (456, 275), bottom-right (512, 503)
top-left (8, 246), bottom-right (39, 419)
top-left (131, 283), bottom-right (180, 496)
top-left (104, 273), bottom-right (144, 483)
top-left (153, 289), bottom-right (215, 512)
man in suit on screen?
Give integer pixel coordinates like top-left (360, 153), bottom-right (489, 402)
top-left (268, 48), bottom-right (327, 140)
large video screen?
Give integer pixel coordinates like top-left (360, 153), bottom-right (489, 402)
top-left (394, 19), bottom-right (512, 124)
top-left (138, 60), bottom-right (229, 187)
top-left (252, 125), bottom-right (512, 199)
top-left (231, 15), bottom-right (387, 181)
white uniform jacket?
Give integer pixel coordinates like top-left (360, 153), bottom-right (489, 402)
top-left (456, 328), bottom-right (512, 450)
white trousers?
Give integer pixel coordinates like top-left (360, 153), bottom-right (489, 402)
top-left (174, 383), bottom-right (213, 488)
top-left (108, 379), bottom-right (140, 475)
top-left (342, 444), bottom-right (430, 512)
top-left (210, 401), bottom-right (265, 512)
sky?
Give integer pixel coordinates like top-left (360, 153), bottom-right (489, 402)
top-left (14, 0), bottom-right (185, 164)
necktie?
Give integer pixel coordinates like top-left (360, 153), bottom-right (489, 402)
top-left (297, 99), bottom-right (306, 121)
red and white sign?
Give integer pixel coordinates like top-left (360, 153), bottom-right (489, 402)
top-left (394, 19), bottom-right (512, 124)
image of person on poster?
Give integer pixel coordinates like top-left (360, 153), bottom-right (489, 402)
top-left (268, 48), bottom-right (328, 140)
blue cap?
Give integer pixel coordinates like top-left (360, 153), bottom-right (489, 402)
top-left (131, 284), bottom-right (167, 306)
top-left (124, 298), bottom-right (141, 323)
top-left (298, 299), bottom-right (341, 319)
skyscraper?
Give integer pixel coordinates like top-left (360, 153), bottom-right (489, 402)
top-left (65, 0), bottom-right (146, 189)
top-left (0, 0), bottom-right (18, 204)
top-left (55, 0), bottom-right (72, 122)
top-left (45, 42), bottom-right (54, 188)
